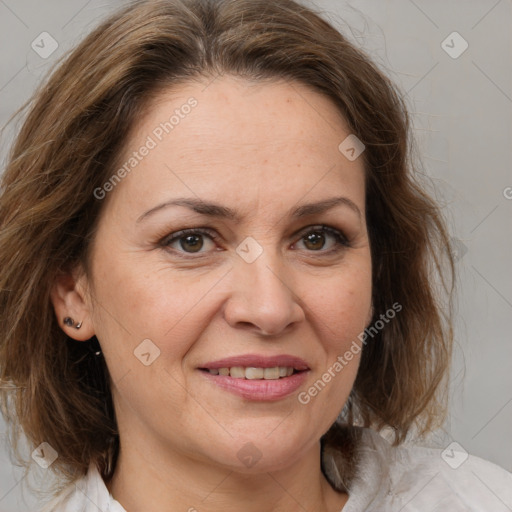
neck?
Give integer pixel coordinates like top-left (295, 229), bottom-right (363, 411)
top-left (107, 432), bottom-right (348, 512)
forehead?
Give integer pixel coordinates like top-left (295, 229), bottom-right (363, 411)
top-left (107, 76), bottom-right (366, 222)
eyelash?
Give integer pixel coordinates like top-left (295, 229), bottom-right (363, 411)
top-left (159, 225), bottom-right (350, 259)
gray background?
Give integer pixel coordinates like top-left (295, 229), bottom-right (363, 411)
top-left (1, 0), bottom-right (511, 510)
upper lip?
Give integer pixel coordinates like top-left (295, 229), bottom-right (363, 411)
top-left (200, 354), bottom-right (310, 371)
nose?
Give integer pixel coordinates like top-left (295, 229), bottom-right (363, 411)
top-left (223, 249), bottom-right (306, 337)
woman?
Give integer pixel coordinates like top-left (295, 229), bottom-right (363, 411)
top-left (0, 0), bottom-right (510, 510)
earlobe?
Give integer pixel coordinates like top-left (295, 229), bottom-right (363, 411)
top-left (63, 316), bottom-right (83, 329)
top-left (50, 268), bottom-right (95, 342)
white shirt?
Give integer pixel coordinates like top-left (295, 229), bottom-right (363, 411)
top-left (41, 428), bottom-right (512, 512)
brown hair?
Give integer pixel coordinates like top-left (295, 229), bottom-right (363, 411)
top-left (0, 0), bottom-right (454, 494)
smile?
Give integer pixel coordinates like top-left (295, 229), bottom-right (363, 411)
top-left (204, 366), bottom-right (297, 379)
top-left (198, 354), bottom-right (310, 401)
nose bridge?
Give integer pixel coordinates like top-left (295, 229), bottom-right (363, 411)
top-left (224, 238), bottom-right (304, 335)
top-left (238, 244), bottom-right (295, 307)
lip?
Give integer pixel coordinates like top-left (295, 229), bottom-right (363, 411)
top-left (199, 369), bottom-right (309, 401)
top-left (200, 354), bottom-right (310, 371)
top-left (197, 354), bottom-right (310, 402)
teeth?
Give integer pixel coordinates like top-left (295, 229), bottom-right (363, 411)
top-left (229, 366), bottom-right (246, 378)
top-left (263, 367), bottom-right (280, 380)
top-left (245, 367), bottom-right (264, 379)
top-left (207, 366), bottom-right (296, 379)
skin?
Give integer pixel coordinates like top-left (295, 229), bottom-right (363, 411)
top-left (51, 75), bottom-right (373, 512)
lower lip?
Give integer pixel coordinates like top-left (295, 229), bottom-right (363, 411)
top-left (198, 370), bottom-right (309, 401)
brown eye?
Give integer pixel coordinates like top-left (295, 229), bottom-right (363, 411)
top-left (303, 231), bottom-right (326, 251)
top-left (180, 234), bottom-right (204, 253)
top-left (295, 226), bottom-right (349, 253)
top-left (161, 228), bottom-right (217, 255)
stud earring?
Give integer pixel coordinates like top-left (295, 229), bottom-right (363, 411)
top-left (63, 317), bottom-right (82, 329)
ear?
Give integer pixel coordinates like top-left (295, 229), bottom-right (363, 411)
top-left (50, 265), bottom-right (96, 342)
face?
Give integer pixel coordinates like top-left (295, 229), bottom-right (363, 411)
top-left (66, 76), bottom-right (372, 473)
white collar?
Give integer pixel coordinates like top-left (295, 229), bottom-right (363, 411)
top-left (46, 428), bottom-right (512, 512)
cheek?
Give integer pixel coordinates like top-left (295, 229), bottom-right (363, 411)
top-left (89, 251), bottom-right (220, 370)
top-left (300, 275), bottom-right (370, 416)
top-left (308, 269), bottom-right (372, 346)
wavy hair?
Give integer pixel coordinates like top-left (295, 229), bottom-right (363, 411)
top-left (0, 0), bottom-right (454, 494)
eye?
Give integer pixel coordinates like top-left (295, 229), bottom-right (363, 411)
top-left (294, 225), bottom-right (349, 253)
top-left (160, 228), bottom-right (218, 255)
top-left (159, 225), bottom-right (350, 258)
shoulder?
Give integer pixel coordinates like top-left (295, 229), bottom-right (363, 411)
top-left (39, 463), bottom-right (125, 512)
top-left (343, 428), bottom-right (512, 512)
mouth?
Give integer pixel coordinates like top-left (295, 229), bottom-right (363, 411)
top-left (198, 354), bottom-right (310, 401)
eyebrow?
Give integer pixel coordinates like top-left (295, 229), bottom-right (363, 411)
top-left (136, 196), bottom-right (362, 223)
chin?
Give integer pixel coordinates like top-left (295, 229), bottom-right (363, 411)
top-left (198, 426), bottom-right (317, 474)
